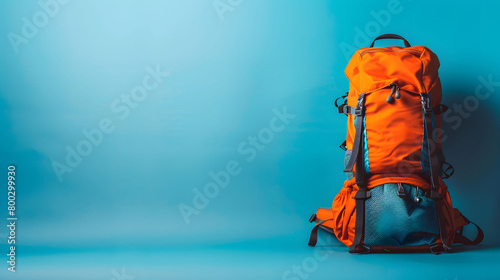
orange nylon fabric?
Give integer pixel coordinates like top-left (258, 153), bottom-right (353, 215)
top-left (315, 207), bottom-right (334, 229)
top-left (330, 183), bottom-right (357, 247)
top-left (344, 46), bottom-right (442, 189)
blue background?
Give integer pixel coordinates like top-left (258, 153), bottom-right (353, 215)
top-left (1, 0), bottom-right (500, 279)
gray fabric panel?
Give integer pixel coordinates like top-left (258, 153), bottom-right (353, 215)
top-left (344, 150), bottom-right (354, 180)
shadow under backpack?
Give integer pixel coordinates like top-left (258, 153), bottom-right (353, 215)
top-left (308, 34), bottom-right (484, 254)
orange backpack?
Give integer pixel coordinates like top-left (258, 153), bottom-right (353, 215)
top-left (308, 34), bottom-right (483, 253)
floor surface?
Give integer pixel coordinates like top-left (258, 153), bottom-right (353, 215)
top-left (3, 232), bottom-right (498, 280)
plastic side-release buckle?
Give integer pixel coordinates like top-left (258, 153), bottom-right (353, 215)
top-left (420, 93), bottom-right (432, 114)
top-left (354, 93), bottom-right (365, 116)
top-left (354, 190), bottom-right (371, 199)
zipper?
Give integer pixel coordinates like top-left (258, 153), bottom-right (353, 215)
top-left (398, 184), bottom-right (423, 204)
top-left (359, 48), bottom-right (422, 58)
top-left (364, 82), bottom-right (419, 99)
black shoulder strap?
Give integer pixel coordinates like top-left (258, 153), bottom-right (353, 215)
top-left (421, 93), bottom-right (441, 198)
top-left (344, 93), bottom-right (366, 172)
top-left (348, 146), bottom-right (371, 253)
top-left (421, 93), bottom-right (451, 251)
top-left (343, 93), bottom-right (371, 253)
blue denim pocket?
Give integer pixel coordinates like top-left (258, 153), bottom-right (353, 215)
top-left (364, 183), bottom-right (439, 247)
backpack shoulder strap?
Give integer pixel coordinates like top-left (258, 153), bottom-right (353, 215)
top-left (421, 93), bottom-right (451, 252)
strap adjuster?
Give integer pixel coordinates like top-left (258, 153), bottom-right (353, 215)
top-left (339, 140), bottom-right (347, 151)
top-left (354, 190), bottom-right (371, 199)
top-left (429, 190), bottom-right (441, 199)
top-left (355, 94), bottom-right (365, 116)
top-left (338, 104), bottom-right (346, 114)
top-left (349, 243), bottom-right (371, 253)
top-left (358, 244), bottom-right (371, 254)
top-left (420, 93), bottom-right (432, 114)
top-left (309, 214), bottom-right (317, 223)
top-left (339, 105), bottom-right (357, 115)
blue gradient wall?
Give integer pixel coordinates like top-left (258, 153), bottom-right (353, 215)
top-left (0, 0), bottom-right (499, 279)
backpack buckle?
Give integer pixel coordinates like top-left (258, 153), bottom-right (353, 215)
top-left (355, 93), bottom-right (366, 116)
top-left (420, 93), bottom-right (432, 114)
top-left (429, 190), bottom-right (441, 199)
top-left (354, 190), bottom-right (371, 199)
top-left (339, 104), bottom-right (356, 115)
top-left (338, 104), bottom-right (346, 114)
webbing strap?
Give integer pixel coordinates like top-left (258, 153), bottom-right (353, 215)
top-left (349, 152), bottom-right (371, 253)
top-left (343, 93), bottom-right (366, 172)
top-left (349, 193), bottom-right (370, 253)
top-left (454, 222), bottom-right (484, 245)
top-left (421, 93), bottom-right (451, 251)
top-left (349, 200), bottom-right (365, 252)
top-left (347, 93), bottom-right (370, 253)
top-left (308, 218), bottom-right (334, 246)
top-left (421, 93), bottom-right (440, 197)
top-left (442, 161), bottom-right (455, 179)
top-left (334, 94), bottom-right (348, 108)
top-left (435, 200), bottom-right (451, 251)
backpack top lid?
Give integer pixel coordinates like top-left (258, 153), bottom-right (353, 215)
top-left (345, 36), bottom-right (441, 97)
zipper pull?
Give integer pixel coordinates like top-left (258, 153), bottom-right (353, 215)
top-left (414, 187), bottom-right (422, 204)
top-left (386, 83), bottom-right (395, 103)
top-left (386, 83), bottom-right (401, 104)
top-left (397, 183), bottom-right (406, 197)
top-left (394, 85), bottom-right (401, 99)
